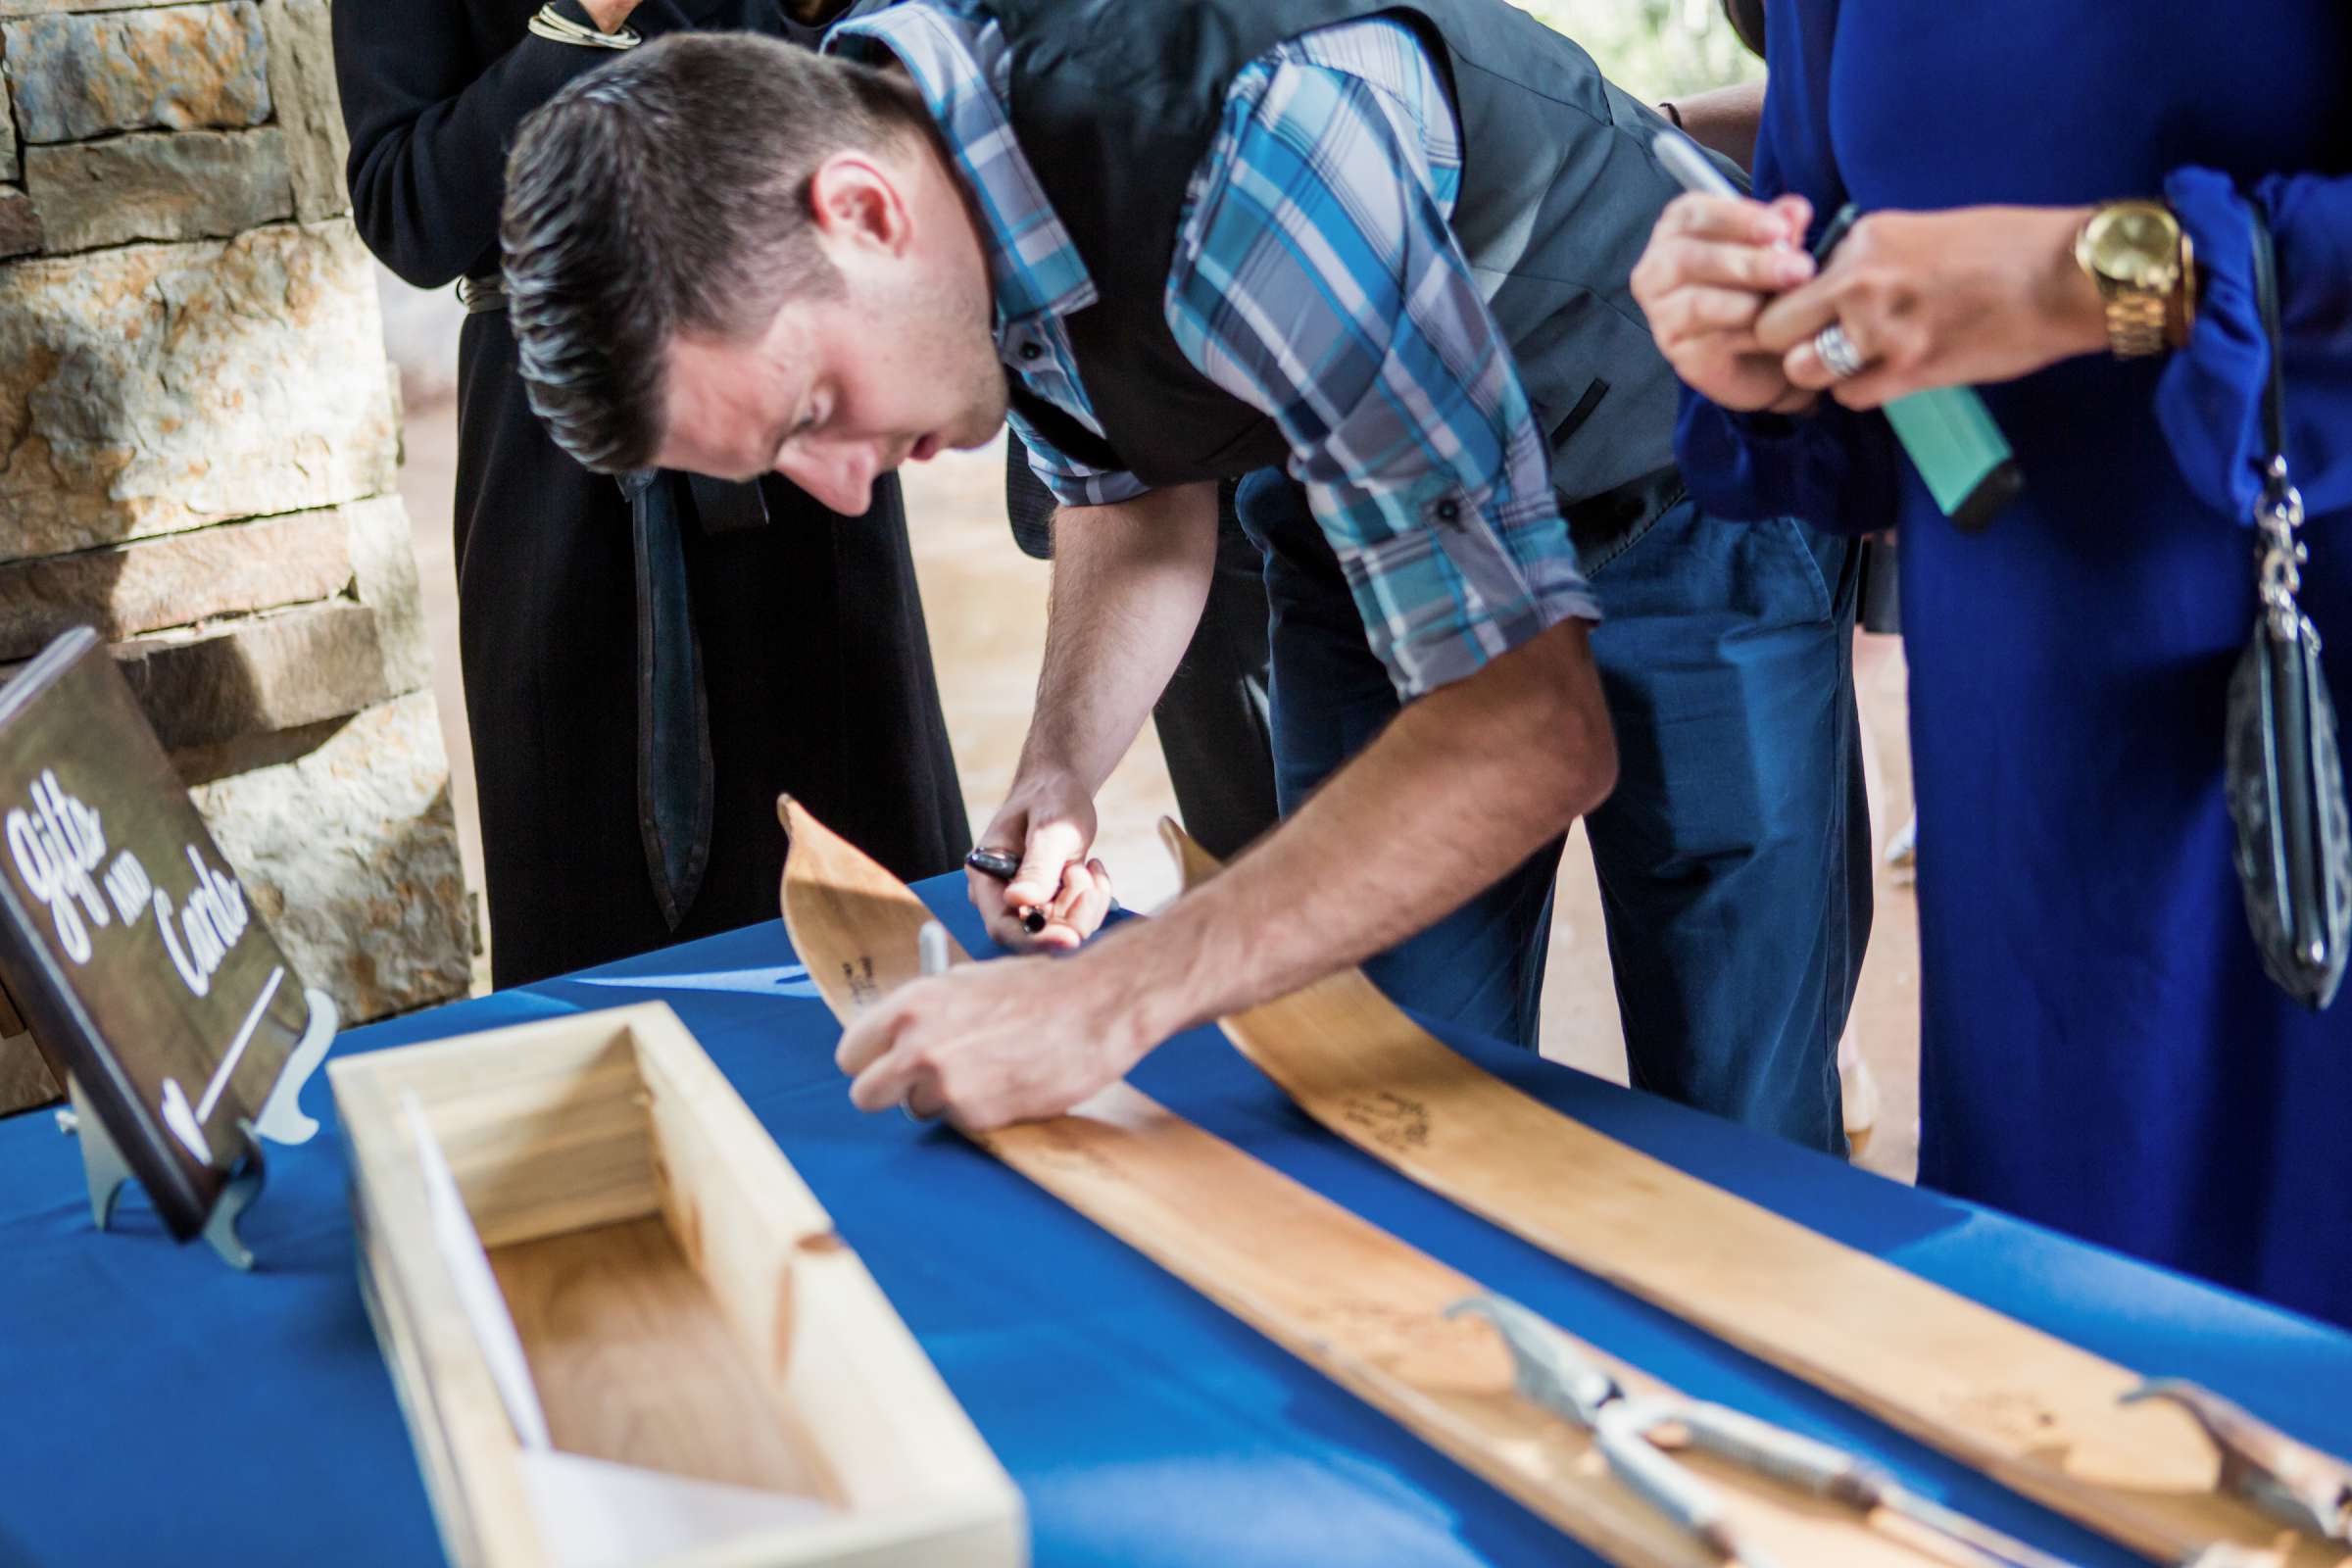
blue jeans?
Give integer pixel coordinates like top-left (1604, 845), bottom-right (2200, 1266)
top-left (1233, 473), bottom-right (1867, 1154)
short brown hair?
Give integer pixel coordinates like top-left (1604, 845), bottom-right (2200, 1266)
top-left (501, 33), bottom-right (925, 472)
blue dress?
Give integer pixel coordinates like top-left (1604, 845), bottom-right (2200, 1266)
top-left (1677, 1), bottom-right (2352, 1327)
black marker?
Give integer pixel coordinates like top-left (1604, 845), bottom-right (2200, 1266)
top-left (964, 847), bottom-right (1020, 880)
top-left (963, 847), bottom-right (1049, 934)
top-left (1808, 202), bottom-right (1859, 268)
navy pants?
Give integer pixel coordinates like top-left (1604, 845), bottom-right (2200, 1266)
top-left (1233, 473), bottom-right (1868, 1154)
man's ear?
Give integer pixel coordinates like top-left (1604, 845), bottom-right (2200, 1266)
top-left (807, 153), bottom-right (910, 258)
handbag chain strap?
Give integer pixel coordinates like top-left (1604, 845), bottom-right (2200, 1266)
top-left (2250, 212), bottom-right (2309, 643)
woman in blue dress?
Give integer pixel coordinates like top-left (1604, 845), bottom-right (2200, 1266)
top-left (1632, 1), bottom-right (2352, 1326)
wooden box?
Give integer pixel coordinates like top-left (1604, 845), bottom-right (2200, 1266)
top-left (330, 1003), bottom-right (1024, 1568)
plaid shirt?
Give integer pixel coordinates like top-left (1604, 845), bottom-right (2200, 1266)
top-left (830, 5), bottom-right (1597, 698)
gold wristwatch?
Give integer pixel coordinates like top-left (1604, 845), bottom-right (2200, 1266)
top-left (2075, 200), bottom-right (2195, 358)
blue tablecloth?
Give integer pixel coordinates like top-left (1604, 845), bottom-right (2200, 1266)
top-left (3, 875), bottom-right (2349, 1567)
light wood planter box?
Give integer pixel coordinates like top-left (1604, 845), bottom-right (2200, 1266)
top-left (330, 1003), bottom-right (1025, 1568)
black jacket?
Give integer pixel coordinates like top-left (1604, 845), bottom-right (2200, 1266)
top-left (337, 0), bottom-right (826, 288)
top-left (329, 0), bottom-right (969, 986)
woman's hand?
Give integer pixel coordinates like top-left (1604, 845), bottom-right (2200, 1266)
top-left (1753, 206), bottom-right (2111, 410)
top-left (577, 0), bottom-right (642, 33)
top-left (1631, 191), bottom-right (1821, 414)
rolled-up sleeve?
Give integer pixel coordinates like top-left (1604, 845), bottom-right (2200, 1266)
top-left (1676, 392), bottom-right (1905, 538)
top-left (2157, 166), bottom-right (2352, 524)
top-left (1004, 407), bottom-right (1151, 510)
top-left (1164, 40), bottom-right (1596, 702)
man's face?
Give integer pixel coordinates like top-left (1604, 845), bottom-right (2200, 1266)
top-left (655, 211), bottom-right (1007, 514)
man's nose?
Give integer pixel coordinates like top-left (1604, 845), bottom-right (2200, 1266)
top-left (777, 444), bottom-right (879, 515)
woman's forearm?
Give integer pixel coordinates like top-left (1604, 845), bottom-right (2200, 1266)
top-left (1663, 80), bottom-right (1767, 173)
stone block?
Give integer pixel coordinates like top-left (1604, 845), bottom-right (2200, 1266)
top-left (342, 494), bottom-right (431, 697)
top-left (0, 1033), bottom-right (58, 1115)
top-left (114, 598), bottom-right (389, 751)
top-left (5, 2), bottom-right (270, 144)
top-left (0, 191), bottom-right (42, 260)
top-left (0, 970), bottom-right (48, 1113)
top-left (24, 126), bottom-right (292, 253)
top-left (0, 66), bottom-right (16, 180)
top-left (186, 690), bottom-right (470, 1023)
top-left (0, 508), bottom-right (353, 660)
top-left (0, 0), bottom-right (185, 15)
top-left (0, 221), bottom-right (400, 559)
top-left (261, 0), bottom-right (345, 221)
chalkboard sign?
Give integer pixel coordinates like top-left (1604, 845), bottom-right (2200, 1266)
top-left (0, 627), bottom-right (318, 1241)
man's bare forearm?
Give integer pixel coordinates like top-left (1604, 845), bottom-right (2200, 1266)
top-left (1017, 482), bottom-right (1220, 792)
top-left (1078, 616), bottom-right (1616, 1046)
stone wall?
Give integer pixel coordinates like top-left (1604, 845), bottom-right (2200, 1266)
top-left (0, 0), bottom-right (471, 1108)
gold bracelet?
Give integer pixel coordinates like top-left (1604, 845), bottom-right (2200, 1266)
top-left (2168, 230), bottom-right (2199, 350)
top-left (526, 4), bottom-right (639, 50)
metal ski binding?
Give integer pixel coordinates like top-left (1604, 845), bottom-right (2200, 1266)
top-left (1449, 1294), bottom-right (2081, 1568)
top-left (2124, 1379), bottom-right (2352, 1544)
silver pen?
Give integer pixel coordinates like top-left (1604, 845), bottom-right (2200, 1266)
top-left (903, 921), bottom-right (952, 1123)
top-left (1651, 128), bottom-right (1741, 200)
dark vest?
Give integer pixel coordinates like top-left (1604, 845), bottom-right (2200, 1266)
top-left (985, 0), bottom-right (1738, 561)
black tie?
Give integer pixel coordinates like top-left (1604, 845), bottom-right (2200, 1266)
top-left (620, 471), bottom-right (768, 929)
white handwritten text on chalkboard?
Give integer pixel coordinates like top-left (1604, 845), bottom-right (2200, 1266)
top-left (7, 769), bottom-right (113, 963)
top-left (4, 767), bottom-right (252, 998)
top-left (156, 848), bottom-right (252, 998)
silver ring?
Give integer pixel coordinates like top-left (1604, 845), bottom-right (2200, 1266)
top-left (1814, 322), bottom-right (1866, 380)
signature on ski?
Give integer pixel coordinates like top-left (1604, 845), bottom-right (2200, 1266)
top-left (1340, 1090), bottom-right (1431, 1152)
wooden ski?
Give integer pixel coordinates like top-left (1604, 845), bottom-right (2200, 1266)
top-left (778, 797), bottom-right (2057, 1568)
top-left (1160, 820), bottom-right (2349, 1568)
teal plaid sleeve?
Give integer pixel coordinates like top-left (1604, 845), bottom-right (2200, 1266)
top-left (1164, 23), bottom-right (1597, 699)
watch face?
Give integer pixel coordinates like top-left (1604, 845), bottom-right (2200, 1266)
top-left (2092, 204), bottom-right (2180, 288)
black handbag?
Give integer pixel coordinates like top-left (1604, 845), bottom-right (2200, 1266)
top-left (2223, 211), bottom-right (2352, 1008)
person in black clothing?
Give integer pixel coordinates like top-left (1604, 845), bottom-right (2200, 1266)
top-left (334, 0), bottom-right (970, 987)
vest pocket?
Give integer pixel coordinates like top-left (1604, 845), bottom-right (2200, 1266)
top-left (1547, 376), bottom-right (1611, 450)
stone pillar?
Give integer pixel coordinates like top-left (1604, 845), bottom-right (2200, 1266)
top-left (0, 0), bottom-right (471, 1109)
